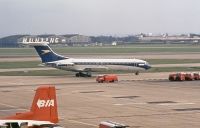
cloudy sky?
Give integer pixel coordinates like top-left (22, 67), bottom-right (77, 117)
top-left (0, 0), bottom-right (199, 37)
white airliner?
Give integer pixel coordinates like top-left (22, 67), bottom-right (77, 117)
top-left (23, 42), bottom-right (151, 77)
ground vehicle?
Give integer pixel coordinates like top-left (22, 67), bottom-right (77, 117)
top-left (168, 72), bottom-right (200, 81)
top-left (185, 73), bottom-right (194, 81)
top-left (176, 73), bottom-right (185, 81)
top-left (96, 75), bottom-right (118, 83)
top-left (169, 73), bottom-right (185, 81)
top-left (193, 72), bottom-right (200, 80)
top-left (169, 73), bottom-right (177, 81)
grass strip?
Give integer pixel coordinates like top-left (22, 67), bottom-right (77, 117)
top-left (1, 67), bottom-right (200, 76)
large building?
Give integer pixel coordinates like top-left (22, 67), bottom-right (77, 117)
top-left (18, 34), bottom-right (91, 46)
top-left (138, 33), bottom-right (200, 43)
top-left (65, 35), bottom-right (91, 46)
top-left (18, 35), bottom-right (66, 44)
top-left (0, 34), bottom-right (92, 47)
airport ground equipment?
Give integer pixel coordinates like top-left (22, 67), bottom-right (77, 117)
top-left (96, 74), bottom-right (118, 83)
top-left (99, 121), bottom-right (129, 128)
top-left (169, 73), bottom-right (185, 81)
top-left (176, 73), bottom-right (186, 81)
top-left (168, 73), bottom-right (177, 81)
top-left (193, 72), bottom-right (200, 80)
top-left (169, 72), bottom-right (200, 81)
top-left (185, 73), bottom-right (194, 81)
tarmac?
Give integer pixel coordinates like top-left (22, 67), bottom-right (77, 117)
top-left (0, 73), bottom-right (200, 128)
top-left (1, 51), bottom-right (200, 128)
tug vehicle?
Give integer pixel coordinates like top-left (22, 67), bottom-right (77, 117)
top-left (96, 74), bottom-right (118, 83)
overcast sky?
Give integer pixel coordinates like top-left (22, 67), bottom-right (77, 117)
top-left (0, 0), bottom-right (200, 37)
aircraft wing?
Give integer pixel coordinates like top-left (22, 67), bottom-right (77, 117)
top-left (45, 62), bottom-right (109, 72)
top-left (76, 65), bottom-right (109, 72)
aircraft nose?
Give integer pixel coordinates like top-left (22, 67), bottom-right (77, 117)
top-left (144, 63), bottom-right (151, 70)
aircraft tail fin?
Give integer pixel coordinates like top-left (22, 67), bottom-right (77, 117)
top-left (30, 86), bottom-right (58, 123)
top-left (5, 86), bottom-right (59, 123)
top-left (33, 44), bottom-right (67, 63)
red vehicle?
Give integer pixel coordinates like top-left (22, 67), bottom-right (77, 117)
top-left (169, 73), bottom-right (177, 81)
top-left (193, 72), bottom-right (200, 80)
top-left (185, 73), bottom-right (194, 81)
top-left (96, 74), bottom-right (118, 83)
top-left (169, 73), bottom-right (185, 81)
top-left (176, 73), bottom-right (185, 81)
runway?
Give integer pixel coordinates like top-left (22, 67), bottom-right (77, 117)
top-left (0, 74), bottom-right (200, 128)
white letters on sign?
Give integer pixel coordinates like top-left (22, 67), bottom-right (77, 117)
top-left (37, 99), bottom-right (54, 108)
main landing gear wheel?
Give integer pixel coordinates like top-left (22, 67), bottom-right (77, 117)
top-left (135, 71), bottom-right (139, 75)
top-left (75, 72), bottom-right (92, 77)
top-left (75, 73), bottom-right (80, 77)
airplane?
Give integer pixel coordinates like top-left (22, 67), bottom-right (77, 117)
top-left (0, 86), bottom-right (62, 128)
top-left (22, 42), bottom-right (151, 77)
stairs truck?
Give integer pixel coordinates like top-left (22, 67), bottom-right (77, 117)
top-left (169, 72), bottom-right (200, 81)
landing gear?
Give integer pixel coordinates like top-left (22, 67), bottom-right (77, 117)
top-left (135, 71), bottom-right (139, 75)
top-left (75, 73), bottom-right (80, 77)
top-left (75, 72), bottom-right (92, 77)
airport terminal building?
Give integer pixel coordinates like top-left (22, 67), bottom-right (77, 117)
top-left (0, 34), bottom-right (92, 47)
top-left (1, 33), bottom-right (199, 47)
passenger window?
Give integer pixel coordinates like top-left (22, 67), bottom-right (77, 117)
top-left (11, 123), bottom-right (20, 128)
top-left (6, 123), bottom-right (20, 128)
top-left (0, 125), bottom-right (8, 128)
top-left (20, 122), bottom-right (28, 128)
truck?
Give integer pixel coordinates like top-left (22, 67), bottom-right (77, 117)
top-left (193, 72), bottom-right (200, 80)
top-left (169, 72), bottom-right (185, 81)
top-left (176, 72), bottom-right (186, 81)
top-left (185, 73), bottom-right (194, 81)
top-left (169, 73), bottom-right (177, 81)
top-left (96, 74), bottom-right (118, 83)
